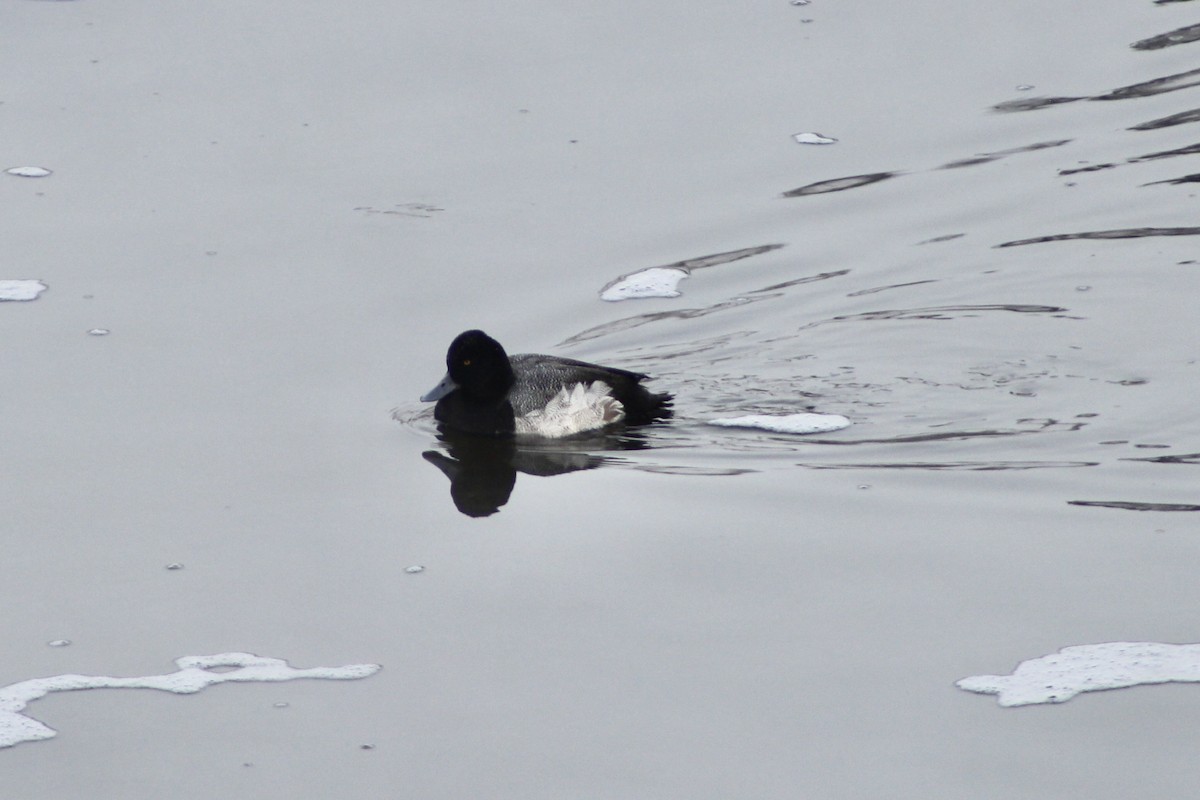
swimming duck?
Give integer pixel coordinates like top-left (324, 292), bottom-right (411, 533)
top-left (421, 329), bottom-right (672, 437)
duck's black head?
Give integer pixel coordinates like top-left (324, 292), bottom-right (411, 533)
top-left (445, 330), bottom-right (515, 402)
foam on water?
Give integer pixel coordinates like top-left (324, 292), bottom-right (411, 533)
top-left (957, 642), bottom-right (1200, 706)
top-left (600, 267), bottom-right (688, 301)
top-left (4, 167), bottom-right (52, 178)
top-left (0, 652), bottom-right (381, 748)
top-left (792, 132), bottom-right (838, 144)
top-left (0, 280), bottom-right (47, 301)
top-left (707, 413), bottom-right (851, 434)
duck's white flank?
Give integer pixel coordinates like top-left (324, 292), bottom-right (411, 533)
top-left (514, 381), bottom-right (625, 437)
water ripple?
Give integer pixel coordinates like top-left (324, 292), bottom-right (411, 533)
top-left (997, 227), bottom-right (1200, 247)
top-left (799, 460), bottom-right (1097, 471)
top-left (1068, 500), bottom-right (1200, 512)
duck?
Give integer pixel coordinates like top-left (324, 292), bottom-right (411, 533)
top-left (421, 329), bottom-right (672, 437)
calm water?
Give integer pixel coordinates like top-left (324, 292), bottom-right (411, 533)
top-left (4, 0), bottom-right (1200, 797)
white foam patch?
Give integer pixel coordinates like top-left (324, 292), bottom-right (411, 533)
top-left (792, 132), bottom-right (838, 145)
top-left (600, 267), bottom-right (688, 301)
top-left (0, 280), bottom-right (48, 301)
top-left (0, 652), bottom-right (381, 749)
top-left (5, 166), bottom-right (53, 178)
top-left (707, 413), bottom-right (851, 434)
top-left (957, 642), bottom-right (1200, 707)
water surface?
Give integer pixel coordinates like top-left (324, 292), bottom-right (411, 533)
top-left (4, 0), bottom-right (1199, 797)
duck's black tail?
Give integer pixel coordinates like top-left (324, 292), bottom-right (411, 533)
top-left (623, 389), bottom-right (673, 425)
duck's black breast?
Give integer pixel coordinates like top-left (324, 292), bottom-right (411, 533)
top-left (433, 391), bottom-right (516, 436)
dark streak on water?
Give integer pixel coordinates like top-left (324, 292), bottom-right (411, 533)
top-left (1054, 138), bottom-right (1200, 180)
top-left (1130, 141), bottom-right (1200, 162)
top-left (1145, 173), bottom-right (1200, 186)
top-left (1131, 23), bottom-right (1200, 51)
top-left (1128, 108), bottom-right (1200, 130)
top-left (1122, 452), bottom-right (1200, 465)
top-left (781, 172), bottom-right (896, 197)
top-left (996, 227), bottom-right (1200, 247)
top-left (632, 465), bottom-right (756, 477)
top-left (782, 139), bottom-right (1071, 202)
top-left (1059, 163), bottom-right (1117, 176)
top-left (781, 136), bottom-right (1078, 208)
top-left (938, 139), bottom-right (1071, 169)
top-left (992, 96), bottom-right (1083, 113)
top-left (847, 280), bottom-right (939, 297)
top-left (671, 244), bottom-right (786, 271)
top-left (1068, 500), bottom-right (1200, 512)
top-left (750, 270), bottom-right (850, 294)
top-left (800, 461), bottom-right (1098, 471)
top-left (814, 304), bottom-right (1068, 323)
top-left (994, 67), bottom-right (1200, 113)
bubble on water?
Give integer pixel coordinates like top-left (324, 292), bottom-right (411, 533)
top-left (87, 328), bottom-right (110, 336)
top-left (272, 701), bottom-right (290, 709)
top-left (0, 280), bottom-right (48, 301)
top-left (165, 563), bottom-right (184, 570)
top-left (5, 166), bottom-right (52, 178)
top-left (857, 484), bottom-right (871, 490)
top-left (47, 640), bottom-right (71, 648)
top-left (404, 565), bottom-right (425, 574)
top-left (1016, 84), bottom-right (1034, 91)
top-left (792, 132), bottom-right (838, 145)
top-left (1075, 285), bottom-right (1091, 291)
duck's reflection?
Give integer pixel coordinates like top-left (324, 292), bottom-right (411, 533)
top-left (422, 428), bottom-right (656, 517)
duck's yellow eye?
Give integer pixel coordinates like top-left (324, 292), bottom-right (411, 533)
top-left (462, 359), bottom-right (471, 366)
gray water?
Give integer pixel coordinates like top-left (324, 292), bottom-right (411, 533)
top-left (4, 0), bottom-right (1200, 797)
